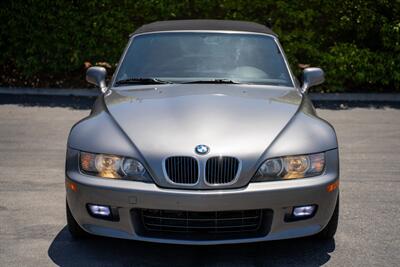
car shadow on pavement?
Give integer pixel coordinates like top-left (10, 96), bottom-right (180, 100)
top-left (48, 226), bottom-right (335, 267)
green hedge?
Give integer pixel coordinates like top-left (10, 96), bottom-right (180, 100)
top-left (1, 0), bottom-right (399, 91)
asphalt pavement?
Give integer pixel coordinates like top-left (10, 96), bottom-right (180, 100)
top-left (0, 100), bottom-right (399, 266)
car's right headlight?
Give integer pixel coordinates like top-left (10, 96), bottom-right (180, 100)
top-left (79, 151), bottom-right (152, 182)
top-left (252, 152), bottom-right (325, 182)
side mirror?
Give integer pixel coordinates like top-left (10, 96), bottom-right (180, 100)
top-left (86, 66), bottom-right (107, 93)
top-left (301, 67), bottom-right (325, 94)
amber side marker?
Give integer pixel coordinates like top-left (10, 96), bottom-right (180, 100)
top-left (66, 181), bottom-right (78, 192)
top-left (327, 180), bottom-right (339, 192)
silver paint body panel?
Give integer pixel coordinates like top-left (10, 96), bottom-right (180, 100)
top-left (66, 30), bottom-right (339, 244)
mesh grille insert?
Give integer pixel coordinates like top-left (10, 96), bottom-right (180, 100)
top-left (132, 208), bottom-right (273, 241)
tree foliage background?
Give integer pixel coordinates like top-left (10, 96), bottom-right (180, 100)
top-left (0, 0), bottom-right (399, 91)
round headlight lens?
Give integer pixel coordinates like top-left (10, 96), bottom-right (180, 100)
top-left (284, 156), bottom-right (309, 172)
top-left (282, 155), bottom-right (310, 179)
top-left (94, 154), bottom-right (123, 179)
top-left (122, 158), bottom-right (146, 176)
top-left (257, 158), bottom-right (283, 177)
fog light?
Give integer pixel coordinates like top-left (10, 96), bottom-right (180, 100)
top-left (293, 205), bottom-right (316, 217)
top-left (88, 204), bottom-right (111, 217)
top-left (285, 205), bottom-right (317, 222)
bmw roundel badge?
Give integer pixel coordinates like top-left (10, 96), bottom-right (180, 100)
top-left (195, 144), bottom-right (209, 155)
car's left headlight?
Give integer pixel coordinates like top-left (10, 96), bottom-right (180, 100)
top-left (252, 152), bottom-right (325, 182)
top-left (79, 151), bottom-right (152, 182)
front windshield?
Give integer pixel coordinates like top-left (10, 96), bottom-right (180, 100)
top-left (115, 32), bottom-right (293, 87)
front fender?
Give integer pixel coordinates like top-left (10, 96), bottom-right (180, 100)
top-left (261, 109), bottom-right (338, 160)
top-left (67, 99), bottom-right (142, 159)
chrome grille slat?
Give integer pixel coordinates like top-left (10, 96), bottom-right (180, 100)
top-left (165, 156), bottom-right (198, 184)
top-left (205, 156), bottom-right (239, 184)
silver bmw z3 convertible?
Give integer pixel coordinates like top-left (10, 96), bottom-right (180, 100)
top-left (65, 20), bottom-right (339, 244)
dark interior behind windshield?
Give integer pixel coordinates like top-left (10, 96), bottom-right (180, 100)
top-left (116, 32), bottom-right (293, 87)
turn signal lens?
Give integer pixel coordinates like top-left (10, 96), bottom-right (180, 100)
top-left (80, 152), bottom-right (96, 172)
top-left (309, 153), bottom-right (325, 173)
top-left (66, 181), bottom-right (78, 192)
top-left (327, 180), bottom-right (339, 192)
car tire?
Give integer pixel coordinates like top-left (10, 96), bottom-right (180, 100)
top-left (316, 195), bottom-right (339, 240)
top-left (66, 200), bottom-right (89, 239)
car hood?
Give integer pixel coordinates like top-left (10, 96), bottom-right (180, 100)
top-left (104, 84), bottom-right (302, 186)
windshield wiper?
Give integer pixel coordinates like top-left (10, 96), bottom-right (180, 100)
top-left (181, 79), bottom-right (240, 84)
top-left (115, 78), bottom-right (173, 86)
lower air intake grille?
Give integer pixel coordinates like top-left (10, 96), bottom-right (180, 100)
top-left (132, 209), bottom-right (273, 241)
top-left (165, 156), bottom-right (198, 184)
top-left (205, 156), bottom-right (239, 184)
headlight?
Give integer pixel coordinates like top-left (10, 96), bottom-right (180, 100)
top-left (79, 152), bottom-right (150, 182)
top-left (252, 152), bottom-right (325, 182)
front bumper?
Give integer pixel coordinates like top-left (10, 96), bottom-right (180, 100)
top-left (66, 156), bottom-right (339, 245)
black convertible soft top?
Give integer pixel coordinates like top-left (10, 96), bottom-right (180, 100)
top-left (132, 20), bottom-right (276, 36)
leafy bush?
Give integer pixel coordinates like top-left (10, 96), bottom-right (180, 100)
top-left (0, 0), bottom-right (398, 91)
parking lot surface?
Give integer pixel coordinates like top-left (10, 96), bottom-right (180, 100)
top-left (0, 102), bottom-right (399, 266)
